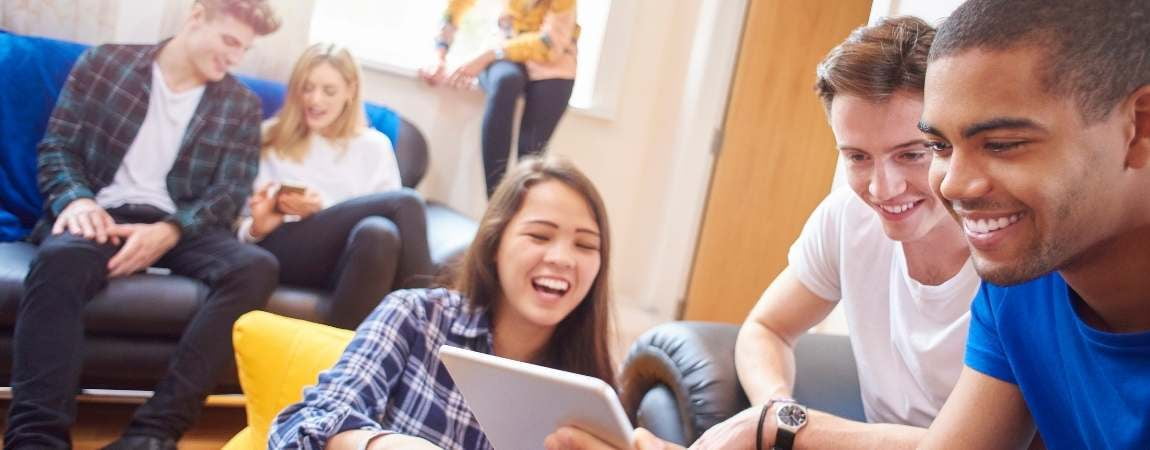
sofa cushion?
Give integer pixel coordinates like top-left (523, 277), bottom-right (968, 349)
top-left (0, 242), bottom-right (205, 337)
top-left (0, 31), bottom-right (87, 241)
top-left (229, 311), bottom-right (354, 449)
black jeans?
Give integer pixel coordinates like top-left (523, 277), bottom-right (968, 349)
top-left (256, 189), bottom-right (434, 329)
top-left (5, 204), bottom-right (279, 449)
top-left (479, 60), bottom-right (575, 196)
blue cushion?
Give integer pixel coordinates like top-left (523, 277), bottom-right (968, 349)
top-left (0, 30), bottom-right (401, 241)
top-left (0, 30), bottom-right (87, 242)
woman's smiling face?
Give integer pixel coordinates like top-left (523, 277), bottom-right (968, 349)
top-left (493, 180), bottom-right (603, 335)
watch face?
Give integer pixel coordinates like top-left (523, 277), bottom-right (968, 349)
top-left (777, 404), bottom-right (808, 427)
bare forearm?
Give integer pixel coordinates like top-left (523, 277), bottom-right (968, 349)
top-left (735, 321), bottom-right (796, 404)
top-left (795, 410), bottom-right (924, 450)
top-left (328, 429), bottom-right (379, 449)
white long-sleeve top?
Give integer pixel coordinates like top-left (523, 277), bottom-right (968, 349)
top-left (238, 126), bottom-right (401, 243)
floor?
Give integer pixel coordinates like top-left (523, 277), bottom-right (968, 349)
top-left (0, 395), bottom-right (245, 449)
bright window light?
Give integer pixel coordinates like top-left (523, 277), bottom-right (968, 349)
top-left (310, 0), bottom-right (616, 112)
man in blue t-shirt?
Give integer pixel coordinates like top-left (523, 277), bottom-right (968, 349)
top-left (916, 0), bottom-right (1150, 448)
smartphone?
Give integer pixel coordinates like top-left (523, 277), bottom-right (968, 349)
top-left (277, 182), bottom-right (307, 196)
top-left (275, 183), bottom-right (308, 221)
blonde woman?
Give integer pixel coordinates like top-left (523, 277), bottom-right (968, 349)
top-left (239, 43), bottom-right (433, 329)
top-left (420, 0), bottom-right (579, 197)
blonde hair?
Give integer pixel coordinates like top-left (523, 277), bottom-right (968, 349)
top-left (262, 43), bottom-right (366, 162)
top-left (198, 0), bottom-right (280, 35)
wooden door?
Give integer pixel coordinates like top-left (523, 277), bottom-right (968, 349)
top-left (683, 0), bottom-right (872, 322)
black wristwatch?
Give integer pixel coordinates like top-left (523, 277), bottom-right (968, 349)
top-left (773, 402), bottom-right (808, 450)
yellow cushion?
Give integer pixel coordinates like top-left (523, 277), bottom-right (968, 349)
top-left (221, 427), bottom-right (254, 450)
top-left (223, 311), bottom-right (356, 449)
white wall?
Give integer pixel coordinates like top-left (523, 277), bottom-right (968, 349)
top-left (1, 0), bottom-right (119, 43)
top-left (870, 0), bottom-right (966, 24)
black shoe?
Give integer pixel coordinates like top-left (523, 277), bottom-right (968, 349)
top-left (99, 435), bottom-right (177, 450)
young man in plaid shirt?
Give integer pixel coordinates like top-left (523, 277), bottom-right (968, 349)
top-left (4, 1), bottom-right (281, 449)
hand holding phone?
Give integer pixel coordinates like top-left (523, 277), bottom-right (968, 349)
top-left (275, 182), bottom-right (322, 220)
top-left (276, 182), bottom-right (307, 197)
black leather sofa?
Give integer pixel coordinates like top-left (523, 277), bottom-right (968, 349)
top-left (618, 322), bottom-right (865, 446)
top-left (0, 31), bottom-right (478, 393)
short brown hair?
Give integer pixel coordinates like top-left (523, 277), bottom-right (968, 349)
top-left (453, 156), bottom-right (616, 387)
top-left (199, 0), bottom-right (281, 36)
top-left (930, 0), bottom-right (1150, 122)
top-left (815, 16), bottom-right (935, 110)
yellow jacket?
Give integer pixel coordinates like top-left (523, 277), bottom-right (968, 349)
top-left (438, 0), bottom-right (579, 80)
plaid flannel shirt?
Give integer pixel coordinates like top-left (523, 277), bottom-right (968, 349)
top-left (269, 288), bottom-right (495, 450)
top-left (33, 41), bottom-right (262, 240)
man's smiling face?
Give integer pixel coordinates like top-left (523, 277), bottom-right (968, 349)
top-left (921, 46), bottom-right (1134, 285)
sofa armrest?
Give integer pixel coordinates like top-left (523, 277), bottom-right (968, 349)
top-left (619, 322), bottom-right (866, 446)
top-left (619, 322), bottom-right (747, 446)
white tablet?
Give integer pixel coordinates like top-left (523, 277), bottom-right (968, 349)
top-left (438, 345), bottom-right (635, 450)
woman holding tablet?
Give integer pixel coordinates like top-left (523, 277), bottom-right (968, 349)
top-left (269, 155), bottom-right (616, 450)
top-left (238, 43), bottom-right (434, 329)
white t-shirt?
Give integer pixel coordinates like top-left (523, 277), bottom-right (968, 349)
top-left (96, 63), bottom-right (204, 213)
top-left (787, 187), bottom-right (980, 427)
top-left (238, 125), bottom-right (401, 242)
top-left (255, 125), bottom-right (400, 207)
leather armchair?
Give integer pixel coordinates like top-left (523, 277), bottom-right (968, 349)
top-left (618, 322), bottom-right (865, 446)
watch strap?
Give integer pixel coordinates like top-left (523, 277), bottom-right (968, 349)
top-left (774, 427), bottom-right (796, 450)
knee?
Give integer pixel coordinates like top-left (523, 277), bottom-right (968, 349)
top-left (391, 189), bottom-right (426, 217)
top-left (29, 238), bottom-right (107, 279)
top-left (226, 245), bottom-right (280, 291)
top-left (350, 217), bottom-right (400, 251)
top-left (488, 69), bottom-right (527, 99)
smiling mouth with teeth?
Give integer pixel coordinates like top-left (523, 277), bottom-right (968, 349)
top-left (963, 213), bottom-right (1025, 235)
top-left (878, 199), bottom-right (923, 215)
top-left (532, 277), bottom-right (570, 296)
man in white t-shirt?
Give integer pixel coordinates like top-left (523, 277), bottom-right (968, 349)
top-left (688, 16), bottom-right (977, 450)
top-left (543, 16), bottom-right (981, 450)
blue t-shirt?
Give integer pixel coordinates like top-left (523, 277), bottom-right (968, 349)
top-left (965, 272), bottom-right (1150, 449)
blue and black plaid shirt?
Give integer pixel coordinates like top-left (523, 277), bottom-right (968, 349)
top-left (34, 41), bottom-right (262, 239)
top-left (269, 288), bottom-right (495, 450)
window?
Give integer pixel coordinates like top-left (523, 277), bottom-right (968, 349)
top-left (310, 0), bottom-right (623, 115)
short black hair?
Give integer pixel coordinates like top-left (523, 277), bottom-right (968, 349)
top-left (930, 0), bottom-right (1150, 122)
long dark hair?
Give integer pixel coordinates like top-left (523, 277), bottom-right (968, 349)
top-left (452, 156), bottom-right (616, 387)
